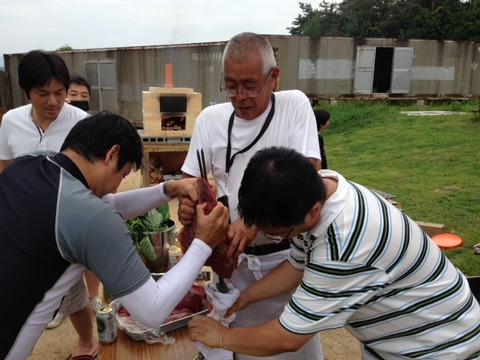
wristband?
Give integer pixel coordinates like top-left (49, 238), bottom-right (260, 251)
top-left (163, 180), bottom-right (175, 199)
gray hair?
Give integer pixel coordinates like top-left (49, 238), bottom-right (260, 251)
top-left (222, 32), bottom-right (276, 75)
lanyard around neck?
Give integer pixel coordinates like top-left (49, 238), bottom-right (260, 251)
top-left (225, 93), bottom-right (275, 174)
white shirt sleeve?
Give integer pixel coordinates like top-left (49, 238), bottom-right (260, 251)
top-left (0, 116), bottom-right (13, 160)
top-left (102, 182), bottom-right (170, 220)
top-left (117, 239), bottom-right (212, 328)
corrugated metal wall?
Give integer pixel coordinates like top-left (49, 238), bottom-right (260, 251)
top-left (4, 36), bottom-right (479, 126)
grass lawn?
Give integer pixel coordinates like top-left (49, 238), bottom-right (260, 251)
top-left (318, 100), bottom-right (480, 276)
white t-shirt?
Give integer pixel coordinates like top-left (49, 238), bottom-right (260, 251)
top-left (182, 89), bottom-right (320, 229)
top-left (0, 103), bottom-right (88, 159)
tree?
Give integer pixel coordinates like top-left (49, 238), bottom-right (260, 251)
top-left (56, 44), bottom-right (74, 52)
top-left (389, 2), bottom-right (432, 39)
top-left (289, 2), bottom-right (343, 36)
top-left (288, 2), bottom-right (319, 35)
top-left (339, 0), bottom-right (397, 38)
top-left (288, 0), bottom-right (480, 41)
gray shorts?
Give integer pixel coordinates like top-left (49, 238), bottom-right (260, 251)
top-left (59, 275), bottom-right (89, 314)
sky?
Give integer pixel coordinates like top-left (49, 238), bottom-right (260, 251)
top-left (0, 0), bottom-right (339, 69)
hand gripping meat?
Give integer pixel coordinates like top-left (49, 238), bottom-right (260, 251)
top-left (178, 150), bottom-right (238, 287)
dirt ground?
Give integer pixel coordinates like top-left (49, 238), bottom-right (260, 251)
top-left (28, 172), bottom-right (362, 360)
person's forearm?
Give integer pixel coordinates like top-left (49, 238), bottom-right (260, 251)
top-left (118, 239), bottom-right (211, 328)
top-left (244, 260), bottom-right (303, 305)
top-left (221, 319), bottom-right (312, 356)
top-left (103, 182), bottom-right (169, 219)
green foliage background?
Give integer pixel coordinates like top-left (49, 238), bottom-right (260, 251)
top-left (318, 100), bottom-right (480, 275)
top-left (290, 0), bottom-right (480, 41)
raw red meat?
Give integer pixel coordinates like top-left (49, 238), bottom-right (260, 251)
top-left (179, 178), bottom-right (238, 278)
top-left (163, 308), bottom-right (194, 324)
top-left (117, 307), bottom-right (130, 317)
top-left (176, 283), bottom-right (207, 313)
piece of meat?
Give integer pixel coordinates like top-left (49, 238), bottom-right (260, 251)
top-left (179, 177), bottom-right (238, 278)
top-left (163, 308), bottom-right (194, 324)
top-left (117, 306), bottom-right (130, 317)
top-left (175, 283), bottom-right (207, 313)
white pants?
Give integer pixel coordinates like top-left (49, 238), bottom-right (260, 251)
top-left (231, 249), bottom-right (324, 360)
top-left (59, 275), bottom-right (88, 314)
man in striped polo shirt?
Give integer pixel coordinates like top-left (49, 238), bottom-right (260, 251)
top-left (189, 146), bottom-right (480, 359)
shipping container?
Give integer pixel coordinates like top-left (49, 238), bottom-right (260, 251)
top-left (3, 35), bottom-right (479, 127)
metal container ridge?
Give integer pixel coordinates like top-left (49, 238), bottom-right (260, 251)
top-left (96, 304), bottom-right (117, 344)
top-left (139, 219), bottom-right (177, 273)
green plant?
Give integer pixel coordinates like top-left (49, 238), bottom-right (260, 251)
top-left (126, 204), bottom-right (170, 261)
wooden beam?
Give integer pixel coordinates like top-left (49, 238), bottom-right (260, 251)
top-left (415, 221), bottom-right (445, 237)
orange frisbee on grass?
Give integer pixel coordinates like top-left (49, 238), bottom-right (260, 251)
top-left (432, 233), bottom-right (463, 249)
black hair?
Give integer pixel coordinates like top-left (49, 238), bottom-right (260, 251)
top-left (70, 74), bottom-right (91, 95)
top-left (314, 109), bottom-right (331, 131)
top-left (18, 50), bottom-right (70, 99)
top-left (238, 146), bottom-right (326, 228)
top-left (60, 111), bottom-right (143, 172)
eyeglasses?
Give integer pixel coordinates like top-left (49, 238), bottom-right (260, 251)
top-left (220, 69), bottom-right (273, 98)
top-left (256, 226), bottom-right (294, 244)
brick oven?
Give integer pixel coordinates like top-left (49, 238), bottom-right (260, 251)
top-left (141, 64), bottom-right (202, 186)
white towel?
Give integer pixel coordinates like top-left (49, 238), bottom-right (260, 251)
top-left (195, 282), bottom-right (240, 359)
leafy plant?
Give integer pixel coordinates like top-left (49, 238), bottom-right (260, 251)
top-left (126, 204), bottom-right (170, 261)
